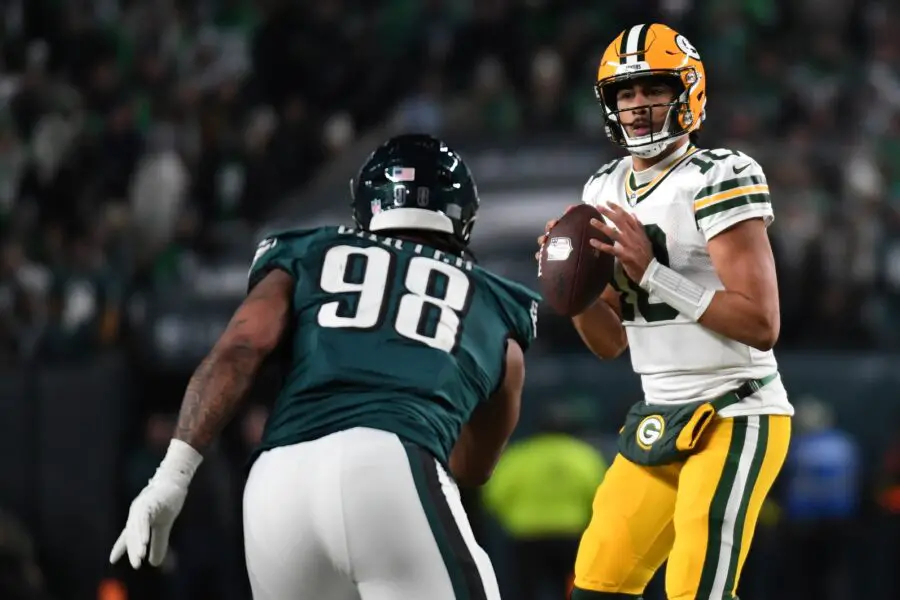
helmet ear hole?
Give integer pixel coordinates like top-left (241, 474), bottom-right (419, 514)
top-left (436, 169), bottom-right (454, 188)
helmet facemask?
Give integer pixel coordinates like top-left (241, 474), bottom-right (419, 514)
top-left (596, 71), bottom-right (703, 159)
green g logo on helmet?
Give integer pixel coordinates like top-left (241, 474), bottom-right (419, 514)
top-left (636, 415), bottom-right (666, 450)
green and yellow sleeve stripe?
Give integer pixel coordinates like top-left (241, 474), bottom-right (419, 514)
top-left (693, 175), bottom-right (770, 222)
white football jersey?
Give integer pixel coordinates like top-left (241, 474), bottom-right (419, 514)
top-left (582, 143), bottom-right (793, 418)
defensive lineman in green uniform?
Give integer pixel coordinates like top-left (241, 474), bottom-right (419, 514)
top-left (110, 134), bottom-right (540, 600)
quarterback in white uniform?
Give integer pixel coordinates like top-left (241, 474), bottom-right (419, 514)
top-left (538, 23), bottom-right (793, 600)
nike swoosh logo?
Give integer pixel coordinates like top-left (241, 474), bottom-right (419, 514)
top-left (733, 163), bottom-right (751, 174)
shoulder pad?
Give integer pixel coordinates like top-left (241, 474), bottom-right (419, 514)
top-left (478, 270), bottom-right (541, 351)
top-left (690, 149), bottom-right (772, 239)
top-left (583, 158), bottom-right (624, 205)
top-left (248, 226), bottom-right (339, 291)
top-left (255, 225), bottom-right (342, 245)
top-left (689, 148), bottom-right (766, 183)
top-left (587, 158), bottom-right (625, 185)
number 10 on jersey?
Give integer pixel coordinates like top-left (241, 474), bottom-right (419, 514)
top-left (317, 245), bottom-right (472, 353)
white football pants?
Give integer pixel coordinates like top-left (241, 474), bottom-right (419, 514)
top-left (242, 427), bottom-right (501, 600)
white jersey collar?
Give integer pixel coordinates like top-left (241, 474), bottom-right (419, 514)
top-left (631, 143), bottom-right (691, 187)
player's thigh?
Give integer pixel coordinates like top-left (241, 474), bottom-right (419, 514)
top-left (243, 444), bottom-right (358, 600)
top-left (573, 454), bottom-right (678, 595)
top-left (667, 414), bottom-right (790, 600)
top-left (340, 430), bottom-right (500, 600)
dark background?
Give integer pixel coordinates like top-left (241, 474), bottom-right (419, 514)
top-left (1, 1), bottom-right (899, 599)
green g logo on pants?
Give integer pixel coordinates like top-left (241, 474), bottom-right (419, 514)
top-left (636, 415), bottom-right (665, 450)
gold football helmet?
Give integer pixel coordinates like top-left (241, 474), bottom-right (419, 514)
top-left (595, 23), bottom-right (707, 158)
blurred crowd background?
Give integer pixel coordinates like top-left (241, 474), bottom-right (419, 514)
top-left (1, 0), bottom-right (900, 599)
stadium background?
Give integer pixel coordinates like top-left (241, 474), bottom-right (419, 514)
top-left (0, 0), bottom-right (899, 599)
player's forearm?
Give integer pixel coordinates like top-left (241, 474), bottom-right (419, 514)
top-left (639, 256), bottom-right (778, 351)
top-left (699, 291), bottom-right (779, 351)
top-left (173, 342), bottom-right (267, 451)
top-left (572, 297), bottom-right (627, 360)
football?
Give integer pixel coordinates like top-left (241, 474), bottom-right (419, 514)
top-left (538, 204), bottom-right (616, 317)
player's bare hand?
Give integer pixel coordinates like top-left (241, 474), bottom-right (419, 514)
top-left (535, 206), bottom-right (579, 262)
top-left (589, 204), bottom-right (654, 283)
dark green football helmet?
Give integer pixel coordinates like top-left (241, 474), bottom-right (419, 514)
top-left (351, 134), bottom-right (480, 246)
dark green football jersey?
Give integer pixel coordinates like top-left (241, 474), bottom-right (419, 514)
top-left (247, 225), bottom-right (541, 465)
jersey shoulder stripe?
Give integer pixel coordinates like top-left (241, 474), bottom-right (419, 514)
top-left (694, 174), bottom-right (770, 219)
top-left (695, 191), bottom-right (770, 222)
top-left (695, 173), bottom-right (767, 202)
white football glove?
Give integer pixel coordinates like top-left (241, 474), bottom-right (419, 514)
top-left (109, 439), bottom-right (203, 569)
